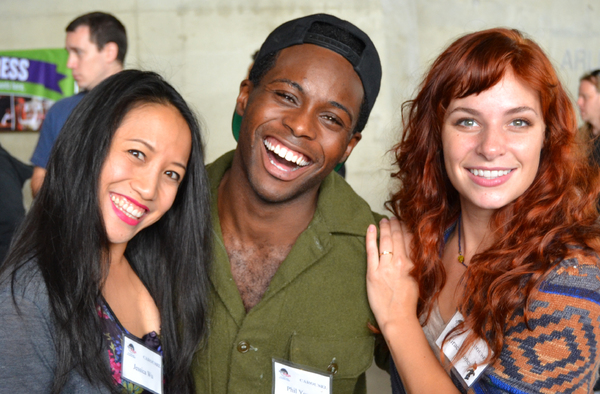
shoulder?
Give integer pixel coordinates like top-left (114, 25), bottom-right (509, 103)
top-left (206, 150), bottom-right (234, 188)
top-left (47, 92), bottom-right (86, 114)
top-left (524, 248), bottom-right (600, 326)
top-left (538, 248), bottom-right (600, 303)
top-left (42, 93), bottom-right (85, 127)
top-left (0, 260), bottom-right (50, 317)
top-left (316, 171), bottom-right (385, 234)
top-left (0, 261), bottom-right (58, 389)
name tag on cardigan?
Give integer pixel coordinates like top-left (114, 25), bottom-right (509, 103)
top-left (272, 358), bottom-right (332, 394)
top-left (122, 335), bottom-right (163, 394)
top-left (435, 311), bottom-right (490, 387)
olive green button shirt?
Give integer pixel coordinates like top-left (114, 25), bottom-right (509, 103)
top-left (193, 151), bottom-right (387, 393)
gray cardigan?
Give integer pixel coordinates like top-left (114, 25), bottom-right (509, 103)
top-left (0, 262), bottom-right (110, 393)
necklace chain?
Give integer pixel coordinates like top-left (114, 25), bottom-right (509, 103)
top-left (457, 215), bottom-right (467, 268)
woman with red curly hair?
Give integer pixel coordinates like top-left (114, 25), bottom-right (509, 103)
top-left (367, 28), bottom-right (600, 393)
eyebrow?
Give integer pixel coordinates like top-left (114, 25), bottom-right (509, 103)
top-left (269, 78), bottom-right (353, 121)
top-left (270, 78), bottom-right (303, 93)
top-left (128, 138), bottom-right (187, 171)
top-left (448, 106), bottom-right (539, 117)
top-left (329, 101), bottom-right (353, 121)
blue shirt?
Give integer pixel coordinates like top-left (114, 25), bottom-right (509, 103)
top-left (30, 92), bottom-right (86, 168)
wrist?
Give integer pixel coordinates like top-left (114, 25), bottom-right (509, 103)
top-left (380, 313), bottom-right (421, 343)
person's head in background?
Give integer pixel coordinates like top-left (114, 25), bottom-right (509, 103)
top-left (65, 11), bottom-right (127, 91)
top-left (578, 69), bottom-right (600, 138)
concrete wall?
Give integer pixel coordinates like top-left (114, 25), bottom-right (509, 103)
top-left (1, 0), bottom-right (599, 214)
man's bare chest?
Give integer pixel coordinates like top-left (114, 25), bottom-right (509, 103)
top-left (225, 239), bottom-right (293, 312)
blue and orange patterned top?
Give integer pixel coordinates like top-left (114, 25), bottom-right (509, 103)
top-left (390, 244), bottom-right (600, 393)
top-left (97, 298), bottom-right (162, 394)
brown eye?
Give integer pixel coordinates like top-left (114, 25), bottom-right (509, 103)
top-left (276, 92), bottom-right (297, 104)
top-left (165, 171), bottom-right (181, 181)
top-left (128, 150), bottom-right (145, 161)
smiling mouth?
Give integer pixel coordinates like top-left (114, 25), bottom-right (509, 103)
top-left (469, 169), bottom-right (513, 180)
top-left (110, 193), bottom-right (146, 220)
top-left (263, 138), bottom-right (311, 170)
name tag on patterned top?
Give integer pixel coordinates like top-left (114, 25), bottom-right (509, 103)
top-left (436, 311), bottom-right (491, 387)
top-left (122, 334), bottom-right (163, 394)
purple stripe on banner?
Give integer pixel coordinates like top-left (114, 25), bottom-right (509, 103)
top-left (26, 60), bottom-right (66, 94)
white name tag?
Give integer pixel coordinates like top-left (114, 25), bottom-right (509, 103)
top-left (272, 358), bottom-right (332, 394)
top-left (122, 335), bottom-right (163, 394)
top-left (435, 311), bottom-right (490, 387)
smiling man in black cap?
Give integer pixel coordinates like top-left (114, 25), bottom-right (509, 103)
top-left (193, 14), bottom-right (386, 393)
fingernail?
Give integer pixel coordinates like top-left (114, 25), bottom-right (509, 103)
top-left (367, 224), bottom-right (376, 232)
top-left (390, 216), bottom-right (398, 221)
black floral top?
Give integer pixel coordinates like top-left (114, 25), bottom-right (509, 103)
top-left (97, 299), bottom-right (162, 394)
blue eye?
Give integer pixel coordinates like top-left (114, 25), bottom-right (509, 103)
top-left (457, 118), bottom-right (478, 127)
top-left (510, 119), bottom-right (531, 127)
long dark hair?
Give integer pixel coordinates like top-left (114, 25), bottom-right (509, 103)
top-left (2, 70), bottom-right (211, 393)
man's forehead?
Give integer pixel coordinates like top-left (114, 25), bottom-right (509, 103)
top-left (66, 25), bottom-right (94, 47)
top-left (266, 44), bottom-right (362, 89)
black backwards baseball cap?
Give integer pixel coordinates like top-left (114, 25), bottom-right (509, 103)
top-left (232, 13), bottom-right (382, 142)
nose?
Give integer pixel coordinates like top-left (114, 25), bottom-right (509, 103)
top-left (283, 107), bottom-right (317, 140)
top-left (131, 171), bottom-right (159, 201)
top-left (475, 126), bottom-right (506, 161)
top-left (577, 96), bottom-right (584, 110)
top-left (66, 53), bottom-right (77, 70)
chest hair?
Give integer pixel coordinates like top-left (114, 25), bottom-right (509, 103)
top-left (225, 235), bottom-right (293, 312)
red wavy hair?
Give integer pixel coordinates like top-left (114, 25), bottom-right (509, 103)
top-left (387, 28), bottom-right (600, 363)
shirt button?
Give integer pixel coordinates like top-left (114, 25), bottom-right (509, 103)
top-left (237, 340), bottom-right (250, 353)
top-left (327, 362), bottom-right (338, 375)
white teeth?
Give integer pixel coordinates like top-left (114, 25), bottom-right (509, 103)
top-left (469, 169), bottom-right (511, 179)
top-left (263, 139), bottom-right (310, 167)
top-left (110, 194), bottom-right (145, 219)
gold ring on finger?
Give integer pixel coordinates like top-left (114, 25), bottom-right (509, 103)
top-left (379, 251), bottom-right (393, 257)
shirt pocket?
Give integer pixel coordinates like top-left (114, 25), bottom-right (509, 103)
top-left (289, 334), bottom-right (375, 382)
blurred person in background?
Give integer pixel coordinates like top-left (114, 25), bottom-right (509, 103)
top-left (578, 69), bottom-right (600, 166)
top-left (30, 11), bottom-right (126, 196)
top-left (0, 144), bottom-right (32, 263)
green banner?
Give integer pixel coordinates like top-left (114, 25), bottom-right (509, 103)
top-left (0, 48), bottom-right (75, 132)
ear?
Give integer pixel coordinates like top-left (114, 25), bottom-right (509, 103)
top-left (340, 132), bottom-right (362, 163)
top-left (235, 79), bottom-right (253, 117)
top-left (102, 42), bottom-right (119, 64)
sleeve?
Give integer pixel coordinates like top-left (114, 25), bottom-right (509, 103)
top-left (0, 280), bottom-right (56, 392)
top-left (475, 255), bottom-right (600, 393)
